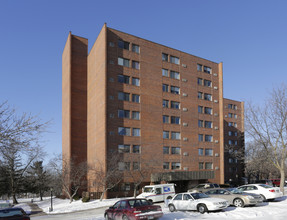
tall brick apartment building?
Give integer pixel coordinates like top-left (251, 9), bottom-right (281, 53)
top-left (62, 24), bottom-right (244, 198)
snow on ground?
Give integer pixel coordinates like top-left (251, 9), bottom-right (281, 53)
top-left (3, 196), bottom-right (287, 219)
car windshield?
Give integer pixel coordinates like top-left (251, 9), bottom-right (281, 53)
top-left (226, 188), bottom-right (242, 194)
top-left (191, 192), bottom-right (209, 199)
top-left (143, 187), bottom-right (154, 193)
top-left (0, 209), bottom-right (24, 217)
top-left (259, 184), bottom-right (272, 189)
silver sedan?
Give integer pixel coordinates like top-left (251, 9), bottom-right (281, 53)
top-left (205, 188), bottom-right (263, 207)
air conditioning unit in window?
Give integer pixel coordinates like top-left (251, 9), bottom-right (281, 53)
top-left (184, 167), bottom-right (189, 171)
top-left (214, 126), bottom-right (218, 130)
top-left (215, 153), bottom-right (219, 157)
top-left (213, 73), bottom-right (218, 77)
top-left (183, 108), bottom-right (188, 112)
top-left (214, 113), bottom-right (219, 116)
top-left (215, 166), bottom-right (219, 170)
top-left (182, 64), bottom-right (187, 68)
top-left (215, 140), bottom-right (219, 143)
top-left (183, 152), bottom-right (189, 156)
top-left (214, 86), bottom-right (218, 90)
top-left (182, 78), bottom-right (188, 82)
top-left (183, 122), bottom-right (188, 127)
top-left (183, 137), bottom-right (188, 141)
top-left (214, 100), bottom-right (218, 103)
top-left (182, 93), bottom-right (188, 97)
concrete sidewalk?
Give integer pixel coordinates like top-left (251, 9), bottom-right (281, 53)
top-left (27, 202), bottom-right (46, 217)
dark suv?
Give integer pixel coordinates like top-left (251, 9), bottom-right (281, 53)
top-left (188, 183), bottom-right (220, 193)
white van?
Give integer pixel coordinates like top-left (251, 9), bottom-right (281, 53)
top-left (137, 183), bottom-right (175, 203)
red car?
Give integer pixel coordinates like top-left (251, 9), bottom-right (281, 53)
top-left (0, 208), bottom-right (30, 220)
top-left (104, 198), bottom-right (163, 220)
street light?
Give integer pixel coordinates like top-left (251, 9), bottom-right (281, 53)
top-left (50, 188), bottom-right (53, 212)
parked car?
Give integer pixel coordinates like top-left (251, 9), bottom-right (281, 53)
top-left (237, 184), bottom-right (283, 201)
top-left (104, 198), bottom-right (163, 220)
top-left (205, 188), bottom-right (263, 207)
top-left (168, 192), bottom-right (229, 214)
top-left (188, 183), bottom-right (220, 193)
top-left (270, 179), bottom-right (280, 187)
top-left (0, 207), bottom-right (30, 220)
top-left (0, 202), bottom-right (12, 209)
top-left (137, 183), bottom-right (175, 203)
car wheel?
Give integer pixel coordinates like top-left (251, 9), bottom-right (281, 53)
top-left (122, 215), bottom-right (129, 220)
top-left (168, 204), bottom-right (176, 212)
top-left (260, 194), bottom-right (266, 202)
top-left (233, 198), bottom-right (244, 207)
top-left (197, 204), bottom-right (208, 214)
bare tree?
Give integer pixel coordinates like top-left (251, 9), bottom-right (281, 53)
top-left (0, 102), bottom-right (47, 204)
top-left (91, 153), bottom-right (123, 201)
top-left (49, 155), bottom-right (87, 203)
top-left (246, 84), bottom-right (287, 193)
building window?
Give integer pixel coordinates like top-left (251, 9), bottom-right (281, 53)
top-left (118, 75), bottom-right (130, 84)
top-left (199, 162), bottom-right (204, 169)
top-left (132, 94), bottom-right (140, 103)
top-left (170, 71), bottom-right (180, 79)
top-left (204, 79), bottom-right (212, 87)
top-left (205, 149), bottom-right (213, 156)
top-left (198, 92), bottom-right (203, 99)
top-left (171, 132), bottom-right (180, 140)
top-left (228, 131), bottom-right (233, 136)
top-left (228, 104), bottom-right (233, 109)
top-left (163, 162), bottom-right (170, 170)
top-left (228, 122), bottom-right (233, 127)
top-left (198, 106), bottom-right (203, 113)
top-left (197, 64), bottom-right (203, 71)
top-left (118, 40), bottom-right (130, 50)
top-left (132, 61), bottom-right (140, 70)
top-left (229, 158), bottom-right (233, 163)
top-left (197, 78), bottom-right (203, 85)
top-left (163, 131), bottom-right (169, 139)
top-left (132, 128), bottom-right (140, 136)
top-left (198, 148), bottom-right (204, 156)
top-left (163, 100), bottom-right (169, 108)
top-left (204, 93), bottom-right (212, 101)
top-left (198, 134), bottom-right (203, 142)
top-left (163, 146), bottom-right (169, 154)
top-left (228, 113), bottom-right (233, 118)
top-left (170, 86), bottom-right (180, 94)
top-left (204, 66), bottom-right (211, 74)
top-left (234, 132), bottom-right (238, 136)
top-left (234, 114), bottom-right (237, 119)
top-left (170, 56), bottom-right (180, 64)
top-left (205, 121), bottom-right (213, 128)
top-left (162, 68), bottom-right (169, 77)
top-left (118, 109), bottom-right (130, 119)
top-left (171, 147), bottom-right (181, 155)
top-left (118, 127), bottom-right (130, 136)
top-left (132, 77), bottom-right (140, 86)
top-left (205, 162), bottom-right (213, 169)
top-left (170, 101), bottom-right (180, 109)
top-left (163, 115), bottom-right (169, 123)
top-left (171, 116), bottom-right (180, 124)
top-left (162, 84), bottom-right (169, 92)
top-left (132, 111), bottom-right (140, 120)
top-left (204, 107), bottom-right (212, 115)
top-left (171, 162), bottom-right (181, 170)
top-left (118, 57), bottom-right (130, 67)
top-left (162, 53), bottom-right (168, 61)
top-left (234, 123), bottom-right (237, 128)
top-left (118, 145), bottom-right (130, 153)
top-left (205, 135), bottom-right (213, 142)
top-left (132, 44), bottom-right (140, 53)
top-left (132, 145), bottom-right (141, 153)
top-left (133, 162), bottom-right (140, 170)
top-left (198, 120), bottom-right (203, 127)
top-left (118, 92), bottom-right (130, 101)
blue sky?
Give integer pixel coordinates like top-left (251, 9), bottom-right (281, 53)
top-left (0, 0), bottom-right (286, 160)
